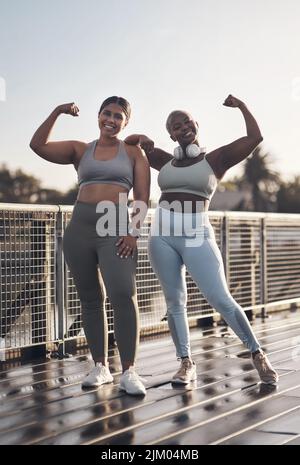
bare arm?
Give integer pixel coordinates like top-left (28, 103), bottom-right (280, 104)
top-left (207, 95), bottom-right (263, 177)
top-left (30, 103), bottom-right (82, 165)
top-left (131, 146), bottom-right (151, 229)
top-left (125, 134), bottom-right (172, 171)
top-left (115, 146), bottom-right (150, 258)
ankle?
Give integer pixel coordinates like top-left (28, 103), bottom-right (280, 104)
top-left (251, 349), bottom-right (262, 359)
top-left (181, 356), bottom-right (192, 362)
top-left (122, 363), bottom-right (134, 373)
top-left (94, 360), bottom-right (108, 367)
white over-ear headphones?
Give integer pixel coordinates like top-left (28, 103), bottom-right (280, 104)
top-left (173, 144), bottom-right (206, 160)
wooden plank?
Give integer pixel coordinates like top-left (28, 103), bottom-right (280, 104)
top-left (16, 351), bottom-right (300, 445)
top-left (0, 312), bottom-right (299, 445)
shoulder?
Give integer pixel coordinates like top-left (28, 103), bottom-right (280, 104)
top-left (124, 142), bottom-right (148, 163)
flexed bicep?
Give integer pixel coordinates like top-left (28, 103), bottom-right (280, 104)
top-left (212, 95), bottom-right (263, 174)
top-left (30, 140), bottom-right (79, 165)
top-left (30, 103), bottom-right (82, 165)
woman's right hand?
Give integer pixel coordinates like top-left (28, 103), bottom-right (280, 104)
top-left (56, 102), bottom-right (80, 117)
top-left (139, 134), bottom-right (154, 153)
top-left (125, 134), bottom-right (154, 153)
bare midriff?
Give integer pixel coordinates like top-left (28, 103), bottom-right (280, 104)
top-left (159, 192), bottom-right (209, 213)
top-left (77, 183), bottom-right (129, 205)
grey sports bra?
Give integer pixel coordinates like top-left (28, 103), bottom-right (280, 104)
top-left (158, 156), bottom-right (218, 200)
top-left (77, 140), bottom-right (133, 191)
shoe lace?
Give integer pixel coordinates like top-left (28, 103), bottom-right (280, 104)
top-left (256, 354), bottom-right (269, 372)
top-left (177, 359), bottom-right (192, 376)
top-left (126, 369), bottom-right (147, 384)
top-left (91, 363), bottom-right (108, 376)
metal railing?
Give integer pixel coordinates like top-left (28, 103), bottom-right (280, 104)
top-left (1, 204), bottom-right (300, 356)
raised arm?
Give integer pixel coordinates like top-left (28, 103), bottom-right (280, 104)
top-left (30, 103), bottom-right (83, 165)
top-left (125, 134), bottom-right (172, 171)
top-left (207, 95), bottom-right (263, 178)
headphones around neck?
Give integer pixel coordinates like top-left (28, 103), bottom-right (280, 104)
top-left (173, 144), bottom-right (206, 160)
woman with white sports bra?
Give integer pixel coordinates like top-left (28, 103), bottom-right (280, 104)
top-left (30, 96), bottom-right (150, 396)
top-left (125, 94), bottom-right (278, 386)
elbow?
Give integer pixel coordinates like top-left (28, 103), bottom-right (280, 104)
top-left (250, 135), bottom-right (263, 148)
top-left (30, 140), bottom-right (43, 154)
top-left (29, 140), bottom-right (37, 152)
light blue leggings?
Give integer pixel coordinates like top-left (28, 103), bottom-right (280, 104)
top-left (148, 207), bottom-right (261, 358)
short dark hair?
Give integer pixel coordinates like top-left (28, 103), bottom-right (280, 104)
top-left (99, 96), bottom-right (131, 122)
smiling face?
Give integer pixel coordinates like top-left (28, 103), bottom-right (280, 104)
top-left (98, 103), bottom-right (128, 137)
top-left (167, 111), bottom-right (199, 147)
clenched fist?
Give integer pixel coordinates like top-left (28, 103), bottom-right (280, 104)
top-left (125, 134), bottom-right (154, 153)
top-left (56, 102), bottom-right (80, 116)
top-left (223, 95), bottom-right (244, 108)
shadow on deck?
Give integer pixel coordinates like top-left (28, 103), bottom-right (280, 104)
top-left (1, 311), bottom-right (300, 446)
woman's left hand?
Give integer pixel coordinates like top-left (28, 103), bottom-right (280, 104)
top-left (223, 94), bottom-right (244, 108)
top-left (115, 236), bottom-right (137, 258)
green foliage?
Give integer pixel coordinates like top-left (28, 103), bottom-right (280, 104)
top-left (0, 164), bottom-right (78, 204)
top-left (277, 176), bottom-right (300, 213)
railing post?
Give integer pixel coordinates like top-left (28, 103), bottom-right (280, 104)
top-left (260, 217), bottom-right (268, 319)
top-left (56, 208), bottom-right (66, 356)
top-left (222, 215), bottom-right (230, 283)
top-left (216, 214), bottom-right (230, 327)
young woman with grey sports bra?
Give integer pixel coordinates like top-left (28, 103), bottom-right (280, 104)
top-left (30, 96), bottom-right (150, 396)
top-left (125, 94), bottom-right (278, 386)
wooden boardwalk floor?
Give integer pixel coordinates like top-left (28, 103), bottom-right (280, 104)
top-left (1, 311), bottom-right (300, 445)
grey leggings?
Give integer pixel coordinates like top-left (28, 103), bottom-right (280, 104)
top-left (63, 201), bottom-right (139, 365)
top-left (148, 207), bottom-right (261, 358)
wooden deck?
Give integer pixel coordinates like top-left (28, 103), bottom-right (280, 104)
top-left (1, 311), bottom-right (300, 446)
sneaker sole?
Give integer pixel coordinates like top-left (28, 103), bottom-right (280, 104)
top-left (82, 378), bottom-right (114, 388)
top-left (260, 378), bottom-right (279, 385)
top-left (171, 374), bottom-right (197, 385)
top-left (119, 385), bottom-right (146, 396)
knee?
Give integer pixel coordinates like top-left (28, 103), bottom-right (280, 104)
top-left (167, 305), bottom-right (186, 317)
top-left (207, 292), bottom-right (239, 315)
top-left (166, 292), bottom-right (187, 316)
top-left (109, 286), bottom-right (137, 307)
top-left (81, 294), bottom-right (105, 314)
top-left (165, 288), bottom-right (187, 308)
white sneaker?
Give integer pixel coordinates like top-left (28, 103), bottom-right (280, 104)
top-left (120, 367), bottom-right (146, 395)
top-left (252, 351), bottom-right (279, 385)
top-left (172, 358), bottom-right (197, 384)
top-left (82, 362), bottom-right (114, 387)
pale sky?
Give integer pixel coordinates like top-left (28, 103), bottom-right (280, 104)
top-left (0, 0), bottom-right (299, 200)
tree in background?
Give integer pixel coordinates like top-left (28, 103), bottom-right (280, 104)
top-left (0, 164), bottom-right (41, 203)
top-left (1, 160), bottom-right (300, 212)
top-left (0, 164), bottom-right (78, 204)
top-left (36, 185), bottom-right (78, 204)
top-left (277, 176), bottom-right (300, 213)
top-left (234, 147), bottom-right (281, 212)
